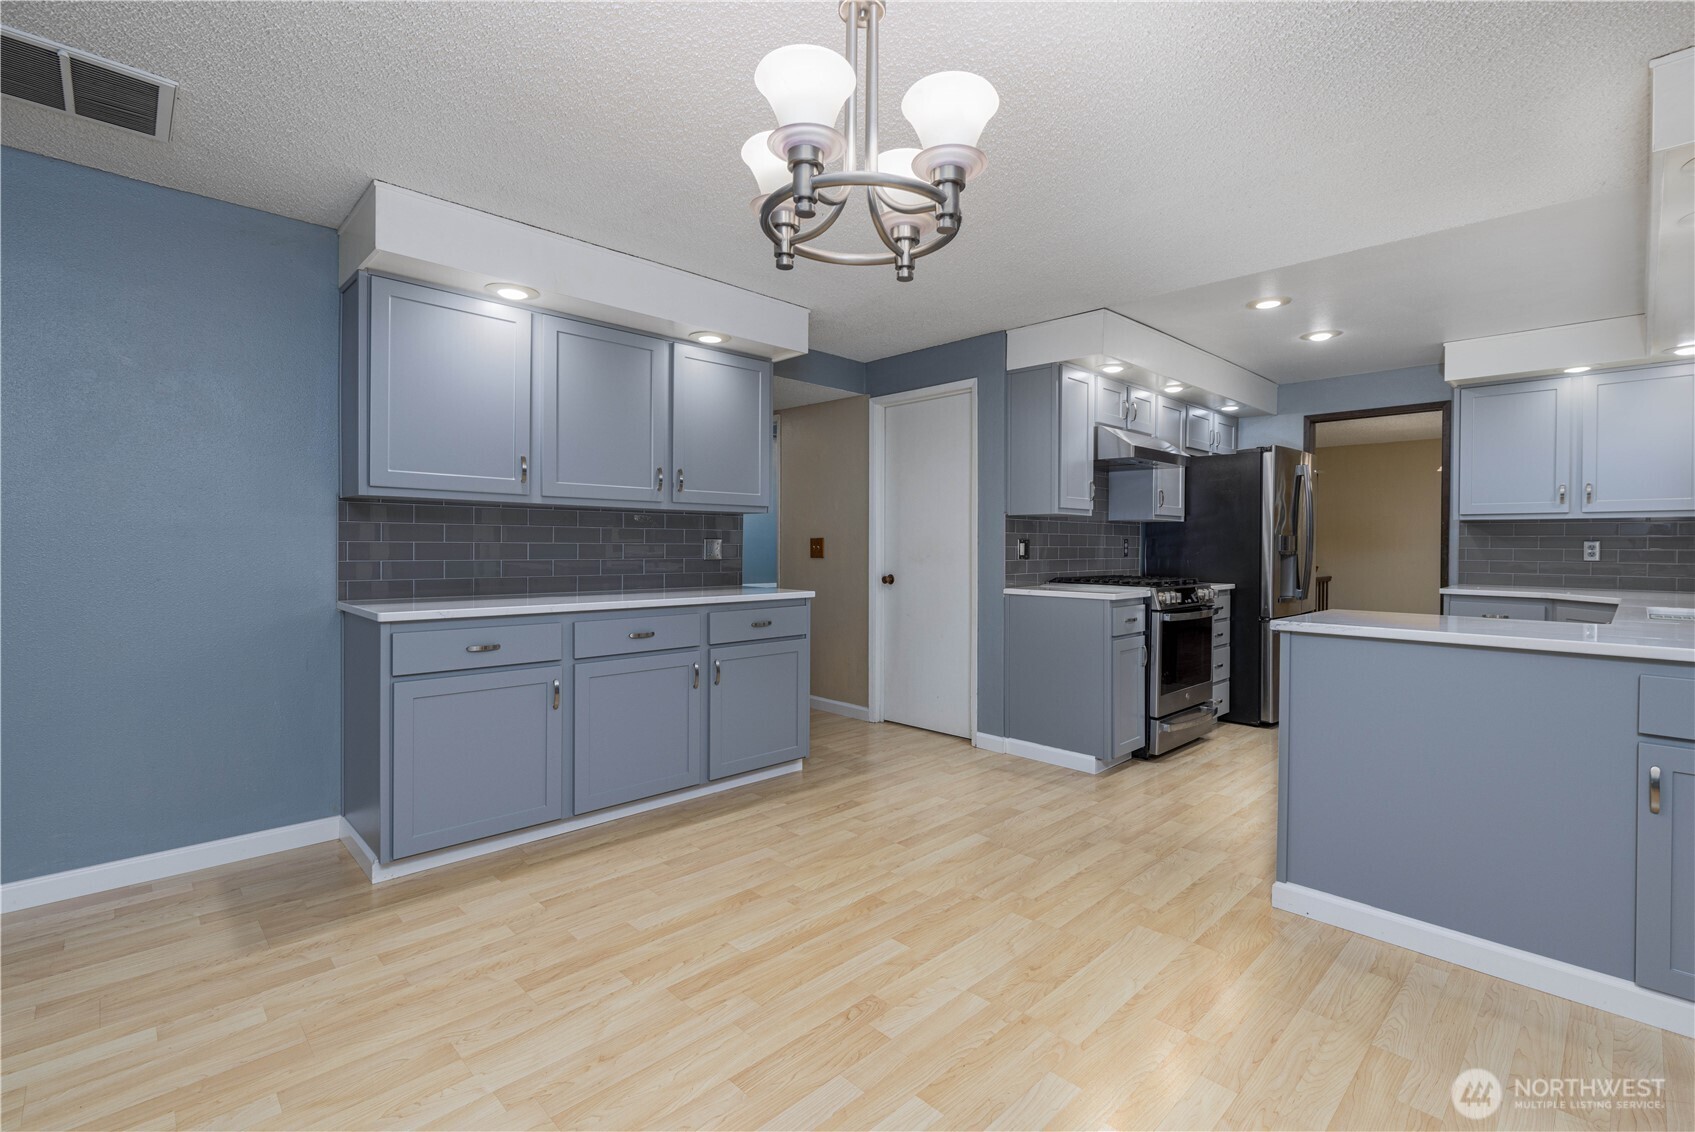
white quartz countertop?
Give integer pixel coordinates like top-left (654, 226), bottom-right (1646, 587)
top-left (1441, 583), bottom-right (1691, 613)
top-left (1274, 608), bottom-right (1695, 663)
top-left (340, 586), bottom-right (815, 623)
top-left (1003, 581), bottom-right (1234, 601)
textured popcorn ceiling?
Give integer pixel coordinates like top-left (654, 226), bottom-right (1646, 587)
top-left (2, 1), bottom-right (1689, 373)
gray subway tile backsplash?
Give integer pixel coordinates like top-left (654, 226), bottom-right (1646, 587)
top-left (1455, 519), bottom-right (1695, 592)
top-left (1005, 473), bottom-right (1143, 586)
top-left (338, 499), bottom-right (743, 601)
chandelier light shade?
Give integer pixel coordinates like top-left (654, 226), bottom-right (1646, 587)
top-left (744, 0), bottom-right (999, 281)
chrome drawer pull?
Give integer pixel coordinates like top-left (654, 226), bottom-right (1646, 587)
top-left (692, 663), bottom-right (700, 689)
top-left (751, 619), bottom-right (773, 628)
top-left (629, 630), bottom-right (656, 640)
top-left (1650, 766), bottom-right (1661, 814)
top-left (552, 680), bottom-right (560, 710)
top-left (465, 644), bottom-right (502, 653)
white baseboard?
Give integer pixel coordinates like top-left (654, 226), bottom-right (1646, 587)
top-left (342, 760), bottom-right (806, 884)
top-left (1272, 882), bottom-right (1694, 1038)
top-left (810, 696), bottom-right (871, 721)
top-left (973, 732), bottom-right (1126, 775)
top-left (1, 817), bottom-right (343, 914)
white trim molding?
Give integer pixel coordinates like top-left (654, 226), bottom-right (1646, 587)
top-left (342, 760), bottom-right (805, 884)
top-left (1273, 882), bottom-right (1695, 1038)
top-left (973, 732), bottom-right (1128, 776)
top-left (811, 696), bottom-right (872, 721)
top-left (1, 817), bottom-right (343, 914)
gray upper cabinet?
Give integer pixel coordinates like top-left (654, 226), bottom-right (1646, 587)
top-left (574, 650), bottom-right (705, 814)
top-left (1126, 387), bottom-right (1156, 436)
top-left (1580, 367), bottom-right (1695, 515)
top-left (670, 344), bottom-right (772, 509)
top-left (1185, 406), bottom-right (1216, 456)
top-left (1153, 396), bottom-right (1186, 449)
top-left (708, 637), bottom-right (810, 780)
top-left (1111, 637), bottom-right (1147, 760)
top-left (1213, 416), bottom-right (1238, 454)
top-left (1094, 375), bottom-right (1131, 428)
top-left (537, 317), bottom-right (669, 503)
top-left (1107, 466), bottom-right (1185, 522)
top-left (1007, 365), bottom-right (1095, 516)
top-left (365, 276), bottom-right (533, 497)
top-left (391, 664), bottom-right (565, 858)
top-left (1636, 741), bottom-right (1694, 1001)
top-left (1457, 376), bottom-right (1572, 517)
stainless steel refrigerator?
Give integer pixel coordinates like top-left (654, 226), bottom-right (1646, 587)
top-left (1143, 446), bottom-right (1316, 724)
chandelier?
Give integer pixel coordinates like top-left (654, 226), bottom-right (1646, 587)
top-left (741, 0), bottom-right (998, 281)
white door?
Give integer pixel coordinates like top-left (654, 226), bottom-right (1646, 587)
top-left (874, 384), bottom-right (974, 738)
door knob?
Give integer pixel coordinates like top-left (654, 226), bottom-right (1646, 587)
top-left (881, 574), bottom-right (895, 585)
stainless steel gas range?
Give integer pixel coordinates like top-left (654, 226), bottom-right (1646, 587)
top-left (1047, 574), bottom-right (1221, 756)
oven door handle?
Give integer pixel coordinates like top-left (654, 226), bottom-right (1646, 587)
top-left (1156, 608), bottom-right (1215, 623)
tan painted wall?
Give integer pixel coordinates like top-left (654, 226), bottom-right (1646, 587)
top-left (778, 396), bottom-right (870, 707)
top-left (1312, 438), bottom-right (1443, 614)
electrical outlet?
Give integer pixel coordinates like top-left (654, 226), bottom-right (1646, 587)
top-left (703, 538), bottom-right (723, 560)
top-left (1583, 540), bottom-right (1601, 561)
top-left (1016, 538), bottom-right (1030, 561)
top-left (1122, 538), bottom-right (1132, 558)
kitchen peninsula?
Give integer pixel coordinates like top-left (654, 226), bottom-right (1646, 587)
top-left (1271, 597), bottom-right (1695, 1035)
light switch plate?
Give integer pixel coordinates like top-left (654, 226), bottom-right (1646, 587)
top-left (809, 537), bottom-right (824, 559)
top-left (1017, 538), bottom-right (1030, 561)
top-left (703, 538), bottom-right (723, 560)
top-left (1583, 540), bottom-right (1601, 561)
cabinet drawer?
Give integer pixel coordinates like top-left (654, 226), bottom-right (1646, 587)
top-left (575, 612), bottom-right (702, 659)
top-left (1211, 646), bottom-right (1230, 683)
top-left (392, 621), bottom-right (564, 677)
top-left (1111, 602), bottom-right (1147, 637)
top-left (1443, 595), bottom-right (1552, 620)
top-left (1213, 680), bottom-right (1230, 718)
top-left (709, 605), bottom-right (809, 644)
top-left (1553, 600), bottom-right (1615, 625)
top-left (1211, 618), bottom-right (1230, 647)
top-left (1641, 675), bottom-right (1695, 741)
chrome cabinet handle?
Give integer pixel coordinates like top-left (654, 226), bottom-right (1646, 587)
top-left (552, 680), bottom-right (560, 710)
top-left (1650, 765), bottom-right (1661, 814)
top-left (751, 619), bottom-right (772, 628)
top-left (1558, 484), bottom-right (1567, 504)
top-left (1089, 480), bottom-right (1096, 501)
top-left (466, 644), bottom-right (501, 653)
top-left (1128, 399), bottom-right (1138, 422)
top-left (520, 455), bottom-right (528, 484)
top-left (1585, 482), bottom-right (1594, 503)
top-left (656, 466), bottom-right (664, 492)
top-left (676, 467), bottom-right (685, 492)
top-left (629, 630), bottom-right (656, 640)
top-left (1157, 489), bottom-right (1165, 506)
top-left (714, 661), bottom-right (722, 686)
top-left (692, 663), bottom-right (699, 689)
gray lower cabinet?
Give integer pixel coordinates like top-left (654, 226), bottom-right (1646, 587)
top-left (573, 650), bottom-right (705, 814)
top-left (362, 275), bottom-right (534, 498)
top-left (708, 638), bottom-right (810, 779)
top-left (1581, 367), bottom-right (1695, 514)
top-left (391, 664), bottom-right (565, 858)
top-left (1111, 636), bottom-right (1147, 760)
top-left (1007, 364), bottom-right (1095, 516)
top-left (536, 316), bottom-right (669, 503)
top-left (1457, 376), bottom-right (1572, 517)
top-left (1636, 741), bottom-right (1694, 1001)
top-left (670, 344), bottom-right (772, 508)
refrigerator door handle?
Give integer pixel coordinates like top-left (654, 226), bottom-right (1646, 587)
top-left (1290, 463), bottom-right (1314, 599)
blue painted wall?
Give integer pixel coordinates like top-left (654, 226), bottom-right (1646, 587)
top-left (867, 333), bottom-right (1008, 736)
top-left (1, 149), bottom-right (342, 881)
top-left (1240, 364), bottom-right (1454, 450)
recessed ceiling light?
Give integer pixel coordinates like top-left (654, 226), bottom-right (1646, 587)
top-left (690, 331), bottom-right (728, 344)
top-left (1164, 382), bottom-right (1183, 393)
top-left (1671, 343), bottom-right (1695, 356)
top-left (1300, 330), bottom-right (1341, 342)
top-left (1222, 402), bottom-right (1240, 412)
top-left (485, 283), bottom-right (538, 302)
top-left (1100, 363), bottom-right (1125, 374)
top-left (1563, 366), bottom-right (1592, 373)
top-left (1248, 297), bottom-right (1290, 310)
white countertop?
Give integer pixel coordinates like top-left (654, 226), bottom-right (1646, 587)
top-left (1274, 608), bottom-right (1695, 663)
top-left (1441, 583), bottom-right (1691, 615)
top-left (1003, 581), bottom-right (1234, 601)
top-left (340, 586), bottom-right (815, 623)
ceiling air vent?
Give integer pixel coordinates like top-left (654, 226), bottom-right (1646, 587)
top-left (1, 26), bottom-right (175, 140)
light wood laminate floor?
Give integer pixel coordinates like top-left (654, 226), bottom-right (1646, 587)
top-left (4, 715), bottom-right (1690, 1131)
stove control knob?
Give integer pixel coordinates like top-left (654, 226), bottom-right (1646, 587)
top-left (1195, 587), bottom-right (1213, 604)
top-left (1158, 590), bottom-right (1176, 605)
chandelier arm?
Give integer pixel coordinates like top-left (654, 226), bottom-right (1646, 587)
top-left (866, 192), bottom-right (904, 256)
top-left (814, 189), bottom-right (850, 208)
top-left (906, 222), bottom-right (960, 260)
top-left (790, 195), bottom-right (850, 245)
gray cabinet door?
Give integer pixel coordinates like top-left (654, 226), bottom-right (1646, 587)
top-left (1126, 387), bottom-right (1156, 436)
top-left (1154, 396), bottom-right (1186, 448)
top-left (1059, 366), bottom-right (1095, 512)
top-left (1458, 377), bottom-right (1572, 516)
top-left (1636, 741), bottom-right (1694, 1001)
top-left (670, 344), bottom-right (771, 509)
top-left (708, 638), bottom-right (810, 779)
top-left (1154, 466), bottom-right (1185, 519)
top-left (1185, 406), bottom-right (1215, 455)
top-left (537, 316), bottom-right (669, 503)
top-left (391, 665), bottom-right (564, 858)
top-left (1112, 637), bottom-right (1147, 759)
top-left (1581, 367), bottom-right (1695, 515)
top-left (574, 650), bottom-right (704, 813)
top-left (1214, 416), bottom-right (1238, 454)
top-left (1094, 375), bottom-right (1130, 428)
top-left (368, 277), bottom-right (533, 497)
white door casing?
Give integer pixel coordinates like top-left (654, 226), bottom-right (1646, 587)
top-left (869, 381), bottom-right (977, 738)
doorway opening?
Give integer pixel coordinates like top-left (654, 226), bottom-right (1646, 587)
top-left (1303, 402), bottom-right (1451, 613)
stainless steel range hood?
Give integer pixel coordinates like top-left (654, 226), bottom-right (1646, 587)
top-left (1094, 425), bottom-right (1188, 469)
